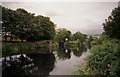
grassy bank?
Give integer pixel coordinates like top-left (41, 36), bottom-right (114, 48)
top-left (69, 40), bottom-right (86, 47)
top-left (2, 40), bottom-right (58, 57)
top-left (2, 42), bottom-right (35, 57)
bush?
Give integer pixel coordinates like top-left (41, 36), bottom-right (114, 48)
top-left (88, 39), bottom-right (119, 75)
top-left (76, 39), bottom-right (119, 75)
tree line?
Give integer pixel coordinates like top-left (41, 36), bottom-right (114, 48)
top-left (2, 5), bottom-right (88, 43)
top-left (54, 28), bottom-right (87, 43)
top-left (2, 6), bottom-right (55, 42)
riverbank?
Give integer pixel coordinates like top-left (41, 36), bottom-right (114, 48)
top-left (2, 40), bottom-right (58, 57)
top-left (2, 39), bottom-right (88, 57)
top-left (73, 36), bottom-right (120, 75)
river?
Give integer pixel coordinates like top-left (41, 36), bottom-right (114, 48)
top-left (1, 46), bottom-right (90, 76)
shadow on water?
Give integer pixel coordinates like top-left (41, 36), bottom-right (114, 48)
top-left (2, 53), bottom-right (55, 77)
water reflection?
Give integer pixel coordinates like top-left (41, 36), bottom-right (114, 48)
top-left (72, 46), bottom-right (87, 57)
top-left (56, 48), bottom-right (71, 60)
top-left (50, 46), bottom-right (89, 75)
top-left (2, 53), bottom-right (55, 76)
top-left (2, 45), bottom-right (88, 76)
top-left (56, 45), bottom-right (87, 60)
top-left (26, 53), bottom-right (55, 75)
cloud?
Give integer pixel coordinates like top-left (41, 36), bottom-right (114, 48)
top-left (45, 10), bottom-right (61, 17)
top-left (2, 2), bottom-right (118, 35)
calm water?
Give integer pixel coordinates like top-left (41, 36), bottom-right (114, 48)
top-left (1, 46), bottom-right (90, 76)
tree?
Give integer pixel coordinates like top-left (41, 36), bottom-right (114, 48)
top-left (34, 15), bottom-right (55, 41)
top-left (25, 15), bottom-right (55, 41)
top-left (72, 32), bottom-right (87, 42)
top-left (2, 6), bottom-right (55, 42)
top-left (103, 7), bottom-right (120, 39)
top-left (14, 8), bottom-right (35, 41)
top-left (87, 36), bottom-right (94, 48)
top-left (2, 7), bottom-right (19, 41)
top-left (72, 32), bottom-right (82, 40)
top-left (55, 28), bottom-right (71, 42)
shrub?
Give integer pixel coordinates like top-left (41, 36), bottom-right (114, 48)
top-left (76, 39), bottom-right (119, 75)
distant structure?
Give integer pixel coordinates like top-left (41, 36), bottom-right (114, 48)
top-left (118, 1), bottom-right (120, 7)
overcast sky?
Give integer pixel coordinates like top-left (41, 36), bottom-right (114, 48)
top-left (2, 0), bottom-right (119, 35)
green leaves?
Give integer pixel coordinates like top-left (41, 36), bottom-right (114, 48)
top-left (72, 32), bottom-right (87, 41)
top-left (55, 28), bottom-right (71, 42)
top-left (88, 39), bottom-right (119, 75)
top-left (75, 39), bottom-right (119, 75)
top-left (103, 7), bottom-right (120, 39)
top-left (2, 43), bottom-right (35, 57)
top-left (2, 6), bottom-right (55, 42)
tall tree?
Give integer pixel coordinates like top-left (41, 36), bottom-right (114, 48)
top-left (103, 7), bottom-right (120, 39)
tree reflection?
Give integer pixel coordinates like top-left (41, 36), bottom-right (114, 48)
top-left (56, 47), bottom-right (71, 60)
top-left (2, 53), bottom-right (55, 77)
top-left (72, 45), bottom-right (87, 57)
top-left (56, 45), bottom-right (87, 60)
top-left (26, 53), bottom-right (55, 75)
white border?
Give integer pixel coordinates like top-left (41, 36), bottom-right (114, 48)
top-left (1, 0), bottom-right (120, 2)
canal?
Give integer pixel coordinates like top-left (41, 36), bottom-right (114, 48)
top-left (1, 46), bottom-right (90, 76)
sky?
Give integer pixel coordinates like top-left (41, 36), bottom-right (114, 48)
top-left (1, 0), bottom-right (119, 35)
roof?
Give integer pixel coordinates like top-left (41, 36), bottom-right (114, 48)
top-left (92, 37), bottom-right (97, 38)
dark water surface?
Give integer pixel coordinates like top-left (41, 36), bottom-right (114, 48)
top-left (1, 46), bottom-right (90, 76)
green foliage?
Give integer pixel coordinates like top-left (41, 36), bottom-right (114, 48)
top-left (79, 39), bottom-right (119, 75)
top-left (55, 28), bottom-right (71, 42)
top-left (2, 43), bottom-right (35, 57)
top-left (2, 40), bottom-right (58, 57)
top-left (54, 29), bottom-right (87, 43)
top-left (2, 6), bottom-right (55, 42)
top-left (72, 32), bottom-right (82, 40)
top-left (69, 40), bottom-right (85, 47)
top-left (26, 15), bottom-right (55, 41)
top-left (56, 48), bottom-right (71, 60)
top-left (72, 46), bottom-right (86, 57)
top-left (103, 7), bottom-right (120, 39)
top-left (72, 32), bottom-right (87, 42)
top-left (69, 41), bottom-right (79, 47)
top-left (90, 35), bottom-right (108, 47)
top-left (35, 41), bottom-right (50, 49)
top-left (85, 36), bottom-right (94, 48)
top-left (74, 6), bottom-right (120, 76)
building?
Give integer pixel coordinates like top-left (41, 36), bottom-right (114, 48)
top-left (92, 37), bottom-right (97, 39)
